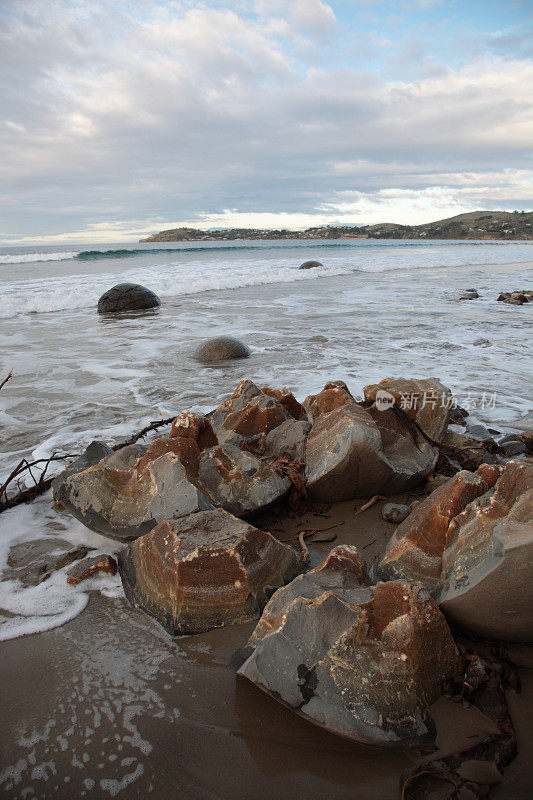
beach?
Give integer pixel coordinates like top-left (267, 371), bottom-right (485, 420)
top-left (0, 238), bottom-right (532, 798)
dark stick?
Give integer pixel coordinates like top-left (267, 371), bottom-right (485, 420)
top-left (0, 415), bottom-right (177, 514)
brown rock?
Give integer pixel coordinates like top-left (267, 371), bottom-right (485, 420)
top-left (217, 395), bottom-right (290, 454)
top-left (303, 381), bottom-right (356, 422)
top-left (363, 377), bottom-right (451, 443)
top-left (260, 386), bottom-right (306, 420)
top-left (441, 430), bottom-right (487, 471)
top-left (118, 508), bottom-right (299, 634)
top-left (380, 469), bottom-right (491, 585)
top-left (380, 461), bottom-right (533, 641)
top-left (67, 554), bottom-right (117, 585)
top-left (169, 410), bottom-right (218, 450)
top-left (236, 545), bottom-right (459, 748)
top-left (209, 379), bottom-right (263, 430)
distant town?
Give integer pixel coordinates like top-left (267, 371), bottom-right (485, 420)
top-left (140, 210), bottom-right (533, 242)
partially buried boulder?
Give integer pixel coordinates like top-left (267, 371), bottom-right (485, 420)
top-left (194, 336), bottom-right (250, 363)
top-left (299, 260), bottom-right (323, 270)
top-left (118, 508), bottom-right (299, 634)
top-left (380, 461), bottom-right (533, 641)
top-left (235, 545), bottom-right (459, 748)
top-left (97, 283), bottom-right (161, 313)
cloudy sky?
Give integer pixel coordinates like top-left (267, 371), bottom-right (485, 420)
top-left (1, 0), bottom-right (532, 243)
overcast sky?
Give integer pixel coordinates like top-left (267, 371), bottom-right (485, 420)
top-left (1, 0), bottom-right (532, 244)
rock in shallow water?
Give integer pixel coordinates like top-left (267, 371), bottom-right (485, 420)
top-left (235, 546), bottom-right (459, 748)
top-left (194, 336), bottom-right (250, 363)
top-left (97, 283), bottom-right (161, 313)
top-left (380, 461), bottom-right (533, 641)
top-left (118, 508), bottom-right (299, 634)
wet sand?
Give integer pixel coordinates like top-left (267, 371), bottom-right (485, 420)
top-left (1, 495), bottom-right (532, 799)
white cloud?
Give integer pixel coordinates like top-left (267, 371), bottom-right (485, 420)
top-left (290, 0), bottom-right (336, 34)
top-left (0, 1), bottom-right (531, 241)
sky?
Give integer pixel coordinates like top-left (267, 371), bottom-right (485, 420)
top-left (0, 0), bottom-right (532, 244)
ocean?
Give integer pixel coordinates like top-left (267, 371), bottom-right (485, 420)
top-left (0, 237), bottom-right (532, 641)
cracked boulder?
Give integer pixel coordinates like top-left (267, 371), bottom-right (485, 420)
top-left (118, 508), bottom-right (299, 634)
top-left (305, 378), bottom-right (452, 502)
top-left (52, 417), bottom-right (217, 541)
top-left (198, 444), bottom-right (291, 518)
top-left (235, 545), bottom-right (459, 748)
top-left (380, 461), bottom-right (533, 641)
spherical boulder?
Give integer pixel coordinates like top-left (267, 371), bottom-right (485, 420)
top-left (97, 283), bottom-right (161, 314)
top-left (194, 336), bottom-right (250, 363)
top-left (299, 260), bottom-right (323, 270)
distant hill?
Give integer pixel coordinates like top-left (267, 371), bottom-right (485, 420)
top-left (140, 211), bottom-right (533, 242)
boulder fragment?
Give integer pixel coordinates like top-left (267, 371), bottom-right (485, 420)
top-left (236, 546), bottom-right (459, 748)
top-left (380, 461), bottom-right (533, 641)
top-left (67, 554), bottom-right (117, 585)
top-left (118, 509), bottom-right (299, 634)
top-left (198, 444), bottom-right (291, 518)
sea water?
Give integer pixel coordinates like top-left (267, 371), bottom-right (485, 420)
top-left (0, 238), bottom-right (532, 640)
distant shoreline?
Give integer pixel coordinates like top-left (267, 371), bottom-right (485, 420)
top-left (140, 210), bottom-right (533, 243)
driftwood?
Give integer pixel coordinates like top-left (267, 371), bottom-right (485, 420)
top-left (0, 416), bottom-right (176, 515)
top-left (0, 369), bottom-right (13, 392)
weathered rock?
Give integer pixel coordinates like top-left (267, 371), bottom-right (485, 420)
top-left (260, 386), bottom-right (306, 420)
top-left (53, 441), bottom-right (113, 509)
top-left (299, 260), bottom-right (323, 270)
top-left (217, 395), bottom-right (290, 454)
top-left (169, 410), bottom-right (218, 450)
top-left (263, 418), bottom-right (311, 461)
top-left (303, 381), bottom-right (355, 423)
top-left (305, 382), bottom-right (447, 502)
top-left (516, 430), bottom-right (533, 454)
top-left (381, 503), bottom-right (411, 524)
top-left (441, 430), bottom-right (488, 471)
top-left (380, 461), bottom-right (533, 641)
top-left (198, 444), bottom-right (291, 518)
top-left (459, 290), bottom-right (479, 300)
top-left (497, 290), bottom-right (533, 305)
top-left (97, 283), bottom-right (160, 313)
top-left (363, 377), bottom-right (452, 443)
top-left (236, 546), bottom-right (459, 748)
top-left (473, 338), bottom-right (492, 347)
top-left (118, 509), bottom-right (299, 635)
top-left (67, 554), bottom-right (117, 585)
top-left (53, 438), bottom-right (214, 541)
top-left (209, 379), bottom-right (263, 431)
top-left (194, 336), bottom-right (250, 363)
top-left (380, 469), bottom-right (492, 585)
top-left (499, 440), bottom-right (526, 457)
top-left (438, 460), bottom-right (533, 641)
top-left (12, 544), bottom-right (89, 587)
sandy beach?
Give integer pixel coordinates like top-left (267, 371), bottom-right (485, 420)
top-left (1, 490), bottom-right (532, 800)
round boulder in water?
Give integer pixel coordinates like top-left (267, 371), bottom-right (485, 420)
top-left (194, 336), bottom-right (250, 364)
top-left (97, 283), bottom-right (161, 314)
top-left (299, 260), bottom-right (323, 270)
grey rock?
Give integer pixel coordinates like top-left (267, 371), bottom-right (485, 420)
top-left (381, 503), bottom-right (411, 524)
top-left (473, 338), bottom-right (491, 347)
top-left (53, 441), bottom-right (214, 541)
top-left (97, 283), bottom-right (160, 313)
top-left (263, 418), bottom-right (311, 460)
top-left (198, 443), bottom-right (291, 518)
top-left (500, 440), bottom-right (526, 456)
top-left (299, 260), bottom-right (323, 270)
top-left (194, 336), bottom-right (250, 363)
top-left (236, 546), bottom-right (459, 748)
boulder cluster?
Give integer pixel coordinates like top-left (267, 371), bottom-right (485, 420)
top-left (497, 289), bottom-right (533, 305)
top-left (52, 374), bottom-right (532, 749)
